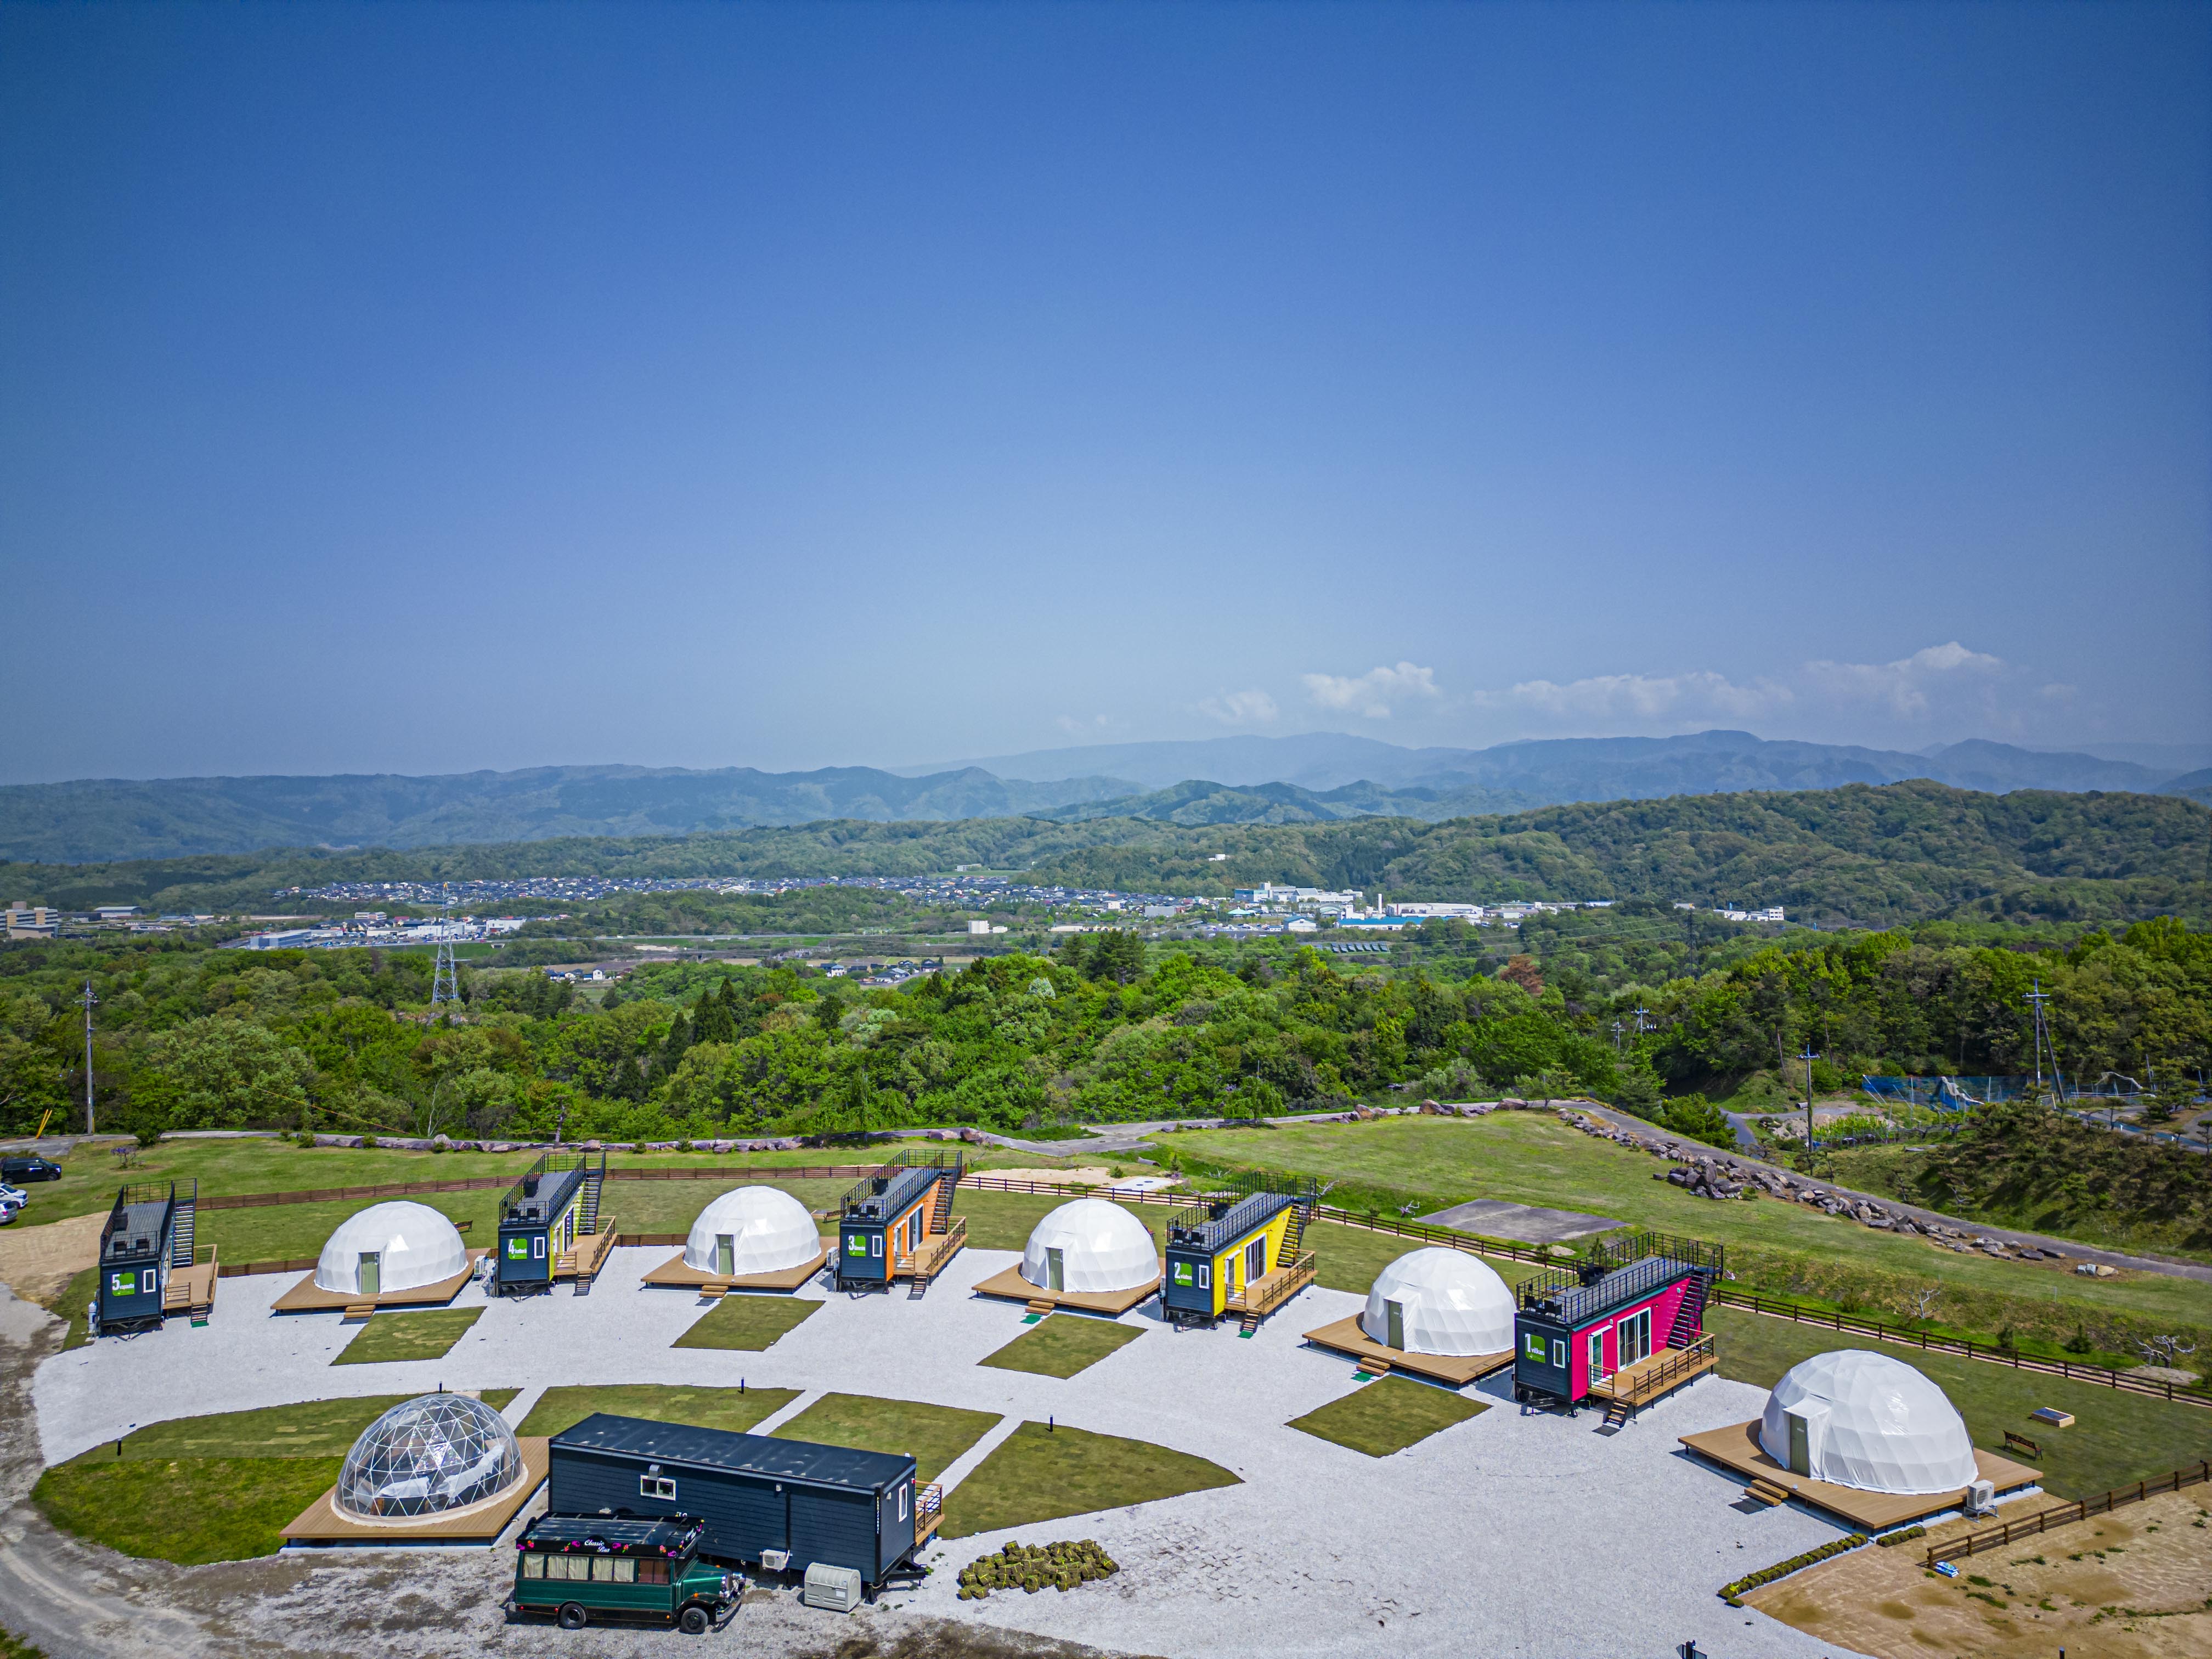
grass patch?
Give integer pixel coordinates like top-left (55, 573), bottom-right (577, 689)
top-left (1711, 1306), bottom-right (2212, 1498)
top-left (771, 1393), bottom-right (999, 1483)
top-left (938, 1421), bottom-right (1240, 1540)
top-left (31, 1390), bottom-right (518, 1565)
top-left (1286, 1375), bottom-right (1490, 1457)
top-left (331, 1307), bottom-right (483, 1365)
top-left (515, 1384), bottom-right (798, 1440)
top-left (50, 1264), bottom-right (99, 1351)
top-left (979, 1316), bottom-right (1144, 1379)
top-left (671, 1295), bottom-right (820, 1351)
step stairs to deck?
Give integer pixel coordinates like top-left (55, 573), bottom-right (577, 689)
top-left (1747, 1477), bottom-right (1792, 1508)
top-left (1666, 1271), bottom-right (1711, 1352)
top-left (170, 1192), bottom-right (196, 1269)
top-left (341, 1302), bottom-right (376, 1322)
top-left (1276, 1204), bottom-right (1307, 1269)
top-left (579, 1164), bottom-right (604, 1234)
top-left (1601, 1398), bottom-right (1634, 1430)
top-left (928, 1168), bottom-right (959, 1234)
top-left (907, 1216), bottom-right (967, 1299)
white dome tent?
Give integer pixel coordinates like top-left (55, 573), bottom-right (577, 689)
top-left (1362, 1247), bottom-right (1517, 1356)
top-left (684, 1186), bottom-right (821, 1277)
top-left (1759, 1350), bottom-right (1979, 1494)
top-left (336, 1392), bottom-right (523, 1521)
top-left (314, 1201), bottom-right (468, 1296)
top-left (1022, 1199), bottom-right (1158, 1295)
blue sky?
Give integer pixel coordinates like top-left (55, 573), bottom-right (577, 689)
top-left (2, 2), bottom-right (2205, 783)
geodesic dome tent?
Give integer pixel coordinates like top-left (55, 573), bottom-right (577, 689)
top-left (683, 1185), bottom-right (821, 1276)
top-left (1021, 1198), bottom-right (1158, 1294)
top-left (313, 1201), bottom-right (468, 1295)
top-left (336, 1392), bottom-right (523, 1520)
top-left (1361, 1246), bottom-right (1517, 1356)
top-left (1759, 1349), bottom-right (1979, 1494)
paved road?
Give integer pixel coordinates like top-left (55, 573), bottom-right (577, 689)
top-left (1576, 1102), bottom-right (2212, 1286)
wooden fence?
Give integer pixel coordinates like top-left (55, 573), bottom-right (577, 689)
top-left (1926, 1461), bottom-right (2211, 1565)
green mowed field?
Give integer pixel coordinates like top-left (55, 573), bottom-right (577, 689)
top-left (939, 1421), bottom-right (1240, 1541)
top-left (672, 1295), bottom-right (821, 1350)
top-left (332, 1308), bottom-right (483, 1365)
top-left (979, 1316), bottom-right (1146, 1379)
top-left (1170, 1117), bottom-right (2212, 1330)
top-left (1709, 1307), bottom-right (2212, 1499)
top-left (516, 1384), bottom-right (798, 1439)
top-left (1286, 1375), bottom-right (1489, 1457)
top-left (33, 1390), bottom-right (519, 1565)
top-left (771, 1393), bottom-right (1000, 1483)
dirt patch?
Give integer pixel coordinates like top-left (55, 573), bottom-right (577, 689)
top-left (1749, 1491), bottom-right (2212, 1659)
top-left (0, 1212), bottom-right (104, 1305)
top-left (985, 1167), bottom-right (1126, 1187)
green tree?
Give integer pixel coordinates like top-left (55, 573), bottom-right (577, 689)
top-left (136, 1017), bottom-right (314, 1131)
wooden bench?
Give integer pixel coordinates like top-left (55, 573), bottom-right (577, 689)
top-left (2003, 1430), bottom-right (2043, 1461)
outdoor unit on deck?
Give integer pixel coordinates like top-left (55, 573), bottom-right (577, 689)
top-left (94, 1179), bottom-right (195, 1335)
top-left (1511, 1231), bottom-right (1723, 1419)
top-left (834, 1149), bottom-right (963, 1293)
top-left (1160, 1171), bottom-right (1317, 1330)
top-left (546, 1413), bottom-right (935, 1593)
top-left (495, 1150), bottom-right (605, 1296)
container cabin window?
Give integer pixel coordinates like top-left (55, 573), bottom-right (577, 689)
top-left (532, 1235), bottom-right (545, 1260)
top-left (641, 1475), bottom-right (678, 1500)
top-left (871, 1234), bottom-right (883, 1259)
top-left (1550, 1338), bottom-right (1566, 1369)
top-left (1198, 1264), bottom-right (1210, 1289)
top-left (899, 1483), bottom-right (910, 1521)
top-left (520, 1554), bottom-right (545, 1579)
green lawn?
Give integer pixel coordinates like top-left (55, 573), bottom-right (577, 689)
top-left (1170, 1116), bottom-right (2212, 1335)
top-left (1286, 1375), bottom-right (1490, 1457)
top-left (939, 1421), bottom-right (1240, 1540)
top-left (48, 1264), bottom-right (99, 1350)
top-left (332, 1307), bottom-right (483, 1365)
top-left (979, 1316), bottom-right (1145, 1379)
top-left (31, 1390), bottom-right (518, 1565)
top-left (1709, 1306), bottom-right (2212, 1499)
top-left (515, 1384), bottom-right (798, 1440)
top-left (770, 1393), bottom-right (1000, 1483)
top-left (671, 1295), bottom-right (820, 1351)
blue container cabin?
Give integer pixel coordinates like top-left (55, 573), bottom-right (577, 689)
top-left (94, 1179), bottom-right (195, 1335)
top-left (547, 1413), bottom-right (935, 1594)
top-left (834, 1149), bottom-right (963, 1292)
top-left (495, 1151), bottom-right (605, 1296)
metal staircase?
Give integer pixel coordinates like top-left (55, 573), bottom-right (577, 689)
top-left (928, 1165), bottom-right (960, 1234)
top-left (1276, 1201), bottom-right (1308, 1269)
top-left (170, 1180), bottom-right (198, 1269)
top-left (579, 1162), bottom-right (604, 1234)
top-left (1666, 1270), bottom-right (1713, 1353)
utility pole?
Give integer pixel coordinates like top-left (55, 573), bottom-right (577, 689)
top-left (78, 978), bottom-right (98, 1133)
top-left (2025, 978), bottom-right (2061, 1103)
top-left (1801, 1042), bottom-right (1818, 1153)
top-left (1683, 907), bottom-right (1697, 973)
top-left (430, 939), bottom-right (460, 1011)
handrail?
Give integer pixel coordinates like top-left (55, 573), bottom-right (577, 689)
top-left (1599, 1331), bottom-right (1717, 1403)
top-left (1228, 1252), bottom-right (1316, 1319)
top-left (1926, 1461), bottom-right (2210, 1565)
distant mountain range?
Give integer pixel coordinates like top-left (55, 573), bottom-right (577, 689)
top-left (3, 730), bottom-right (2203, 864)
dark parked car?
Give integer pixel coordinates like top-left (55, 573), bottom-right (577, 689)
top-left (1, 1156), bottom-right (61, 1183)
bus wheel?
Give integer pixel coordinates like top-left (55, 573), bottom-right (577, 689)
top-left (557, 1603), bottom-right (587, 1630)
top-left (679, 1605), bottom-right (710, 1634)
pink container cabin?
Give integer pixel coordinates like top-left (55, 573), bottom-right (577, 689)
top-left (1511, 1232), bottom-right (1723, 1409)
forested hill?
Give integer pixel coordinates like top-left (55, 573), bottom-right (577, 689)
top-left (3, 782), bottom-right (2205, 928)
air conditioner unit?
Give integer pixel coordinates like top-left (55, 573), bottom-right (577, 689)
top-left (1966, 1479), bottom-right (1995, 1516)
top-left (802, 1562), bottom-right (864, 1613)
top-left (758, 1549), bottom-right (790, 1572)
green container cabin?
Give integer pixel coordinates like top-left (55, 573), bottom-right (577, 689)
top-left (94, 1179), bottom-right (195, 1335)
top-left (508, 1514), bottom-right (739, 1633)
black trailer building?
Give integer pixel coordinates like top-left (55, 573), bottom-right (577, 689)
top-left (548, 1414), bottom-right (935, 1591)
top-left (495, 1151), bottom-right (605, 1296)
top-left (95, 1180), bottom-right (196, 1335)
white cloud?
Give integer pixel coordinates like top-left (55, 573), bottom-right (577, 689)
top-left (1197, 688), bottom-right (1279, 725)
top-left (1801, 641), bottom-right (2005, 719)
top-left (1054, 713), bottom-right (1115, 735)
top-left (1470, 669), bottom-right (1788, 726)
top-left (1301, 662), bottom-right (1441, 718)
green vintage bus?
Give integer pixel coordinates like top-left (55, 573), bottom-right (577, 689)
top-left (507, 1514), bottom-right (741, 1633)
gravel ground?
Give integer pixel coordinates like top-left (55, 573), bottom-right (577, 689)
top-left (16, 1243), bottom-right (1882, 1658)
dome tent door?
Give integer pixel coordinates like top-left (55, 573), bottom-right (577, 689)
top-left (715, 1235), bottom-right (735, 1277)
top-left (1383, 1299), bottom-right (1404, 1350)
top-left (1783, 1400), bottom-right (1828, 1476)
top-left (358, 1252), bottom-right (380, 1296)
top-left (1045, 1247), bottom-right (1064, 1291)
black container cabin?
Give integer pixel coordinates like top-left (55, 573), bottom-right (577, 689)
top-left (1511, 1231), bottom-right (1723, 1409)
top-left (95, 1179), bottom-right (196, 1334)
top-left (548, 1413), bottom-right (930, 1592)
top-left (834, 1149), bottom-right (962, 1291)
top-left (495, 1150), bottom-right (605, 1296)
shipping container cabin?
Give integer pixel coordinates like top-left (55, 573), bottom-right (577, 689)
top-left (547, 1413), bottom-right (933, 1593)
top-left (94, 1179), bottom-right (195, 1335)
top-left (1511, 1231), bottom-right (1723, 1419)
top-left (495, 1151), bottom-right (605, 1296)
top-left (1161, 1173), bottom-right (1317, 1329)
top-left (834, 1149), bottom-right (963, 1292)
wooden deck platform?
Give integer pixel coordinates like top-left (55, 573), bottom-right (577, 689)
top-left (269, 1250), bottom-right (486, 1315)
top-left (1300, 1314), bottom-right (1515, 1387)
top-left (554, 1224), bottom-right (620, 1283)
top-left (1587, 1333), bottom-right (1718, 1409)
top-left (1680, 1419), bottom-right (2042, 1530)
top-left (163, 1255), bottom-right (218, 1323)
top-left (972, 1259), bottom-right (1163, 1316)
top-left (282, 1437), bottom-right (549, 1546)
top-left (639, 1242), bottom-right (831, 1295)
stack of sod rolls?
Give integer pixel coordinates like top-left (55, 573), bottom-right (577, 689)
top-left (957, 1539), bottom-right (1120, 1598)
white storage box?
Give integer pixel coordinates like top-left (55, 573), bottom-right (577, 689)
top-left (802, 1562), bottom-right (864, 1613)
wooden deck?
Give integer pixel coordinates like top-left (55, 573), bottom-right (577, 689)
top-left (282, 1437), bottom-right (549, 1545)
top-left (1680, 1419), bottom-right (2043, 1530)
top-left (1587, 1333), bottom-right (1719, 1408)
top-left (639, 1243), bottom-right (832, 1295)
top-left (163, 1253), bottom-right (218, 1322)
top-left (1226, 1251), bottom-right (1316, 1328)
top-left (269, 1250), bottom-right (486, 1314)
top-left (972, 1259), bottom-right (1164, 1316)
top-left (902, 1217), bottom-right (967, 1285)
top-left (1301, 1314), bottom-right (1514, 1387)
top-left (553, 1223), bottom-right (620, 1283)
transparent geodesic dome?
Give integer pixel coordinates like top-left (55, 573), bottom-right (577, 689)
top-left (336, 1392), bottom-right (523, 1520)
